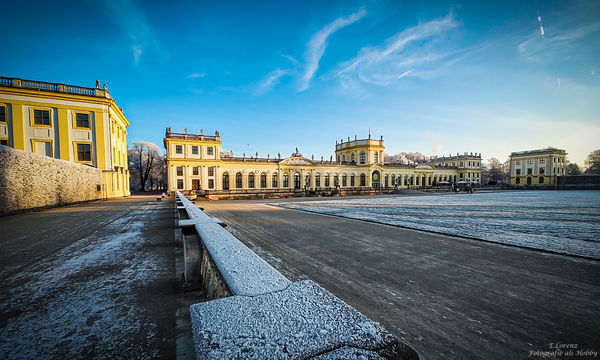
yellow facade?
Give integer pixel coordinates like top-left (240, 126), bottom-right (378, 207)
top-left (164, 128), bottom-right (482, 196)
top-left (509, 148), bottom-right (566, 186)
top-left (0, 77), bottom-right (130, 198)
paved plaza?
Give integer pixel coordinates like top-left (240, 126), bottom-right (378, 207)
top-left (202, 198), bottom-right (600, 360)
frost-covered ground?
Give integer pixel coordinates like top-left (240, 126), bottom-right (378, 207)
top-left (277, 190), bottom-right (600, 259)
top-left (0, 197), bottom-right (179, 359)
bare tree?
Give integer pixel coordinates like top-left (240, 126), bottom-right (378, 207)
top-left (566, 161), bottom-right (582, 175)
top-left (481, 158), bottom-right (507, 185)
top-left (128, 141), bottom-right (162, 192)
top-left (384, 152), bottom-right (429, 165)
top-left (584, 150), bottom-right (600, 174)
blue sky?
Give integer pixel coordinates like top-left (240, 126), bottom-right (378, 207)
top-left (3, 0), bottom-right (599, 165)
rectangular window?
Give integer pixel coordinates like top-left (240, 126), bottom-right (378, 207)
top-left (75, 113), bottom-right (90, 128)
top-left (175, 145), bottom-right (182, 154)
top-left (527, 168), bottom-right (532, 175)
top-left (34, 109), bottom-right (50, 126)
top-left (342, 175), bottom-right (347, 186)
top-left (350, 175), bottom-right (355, 186)
top-left (76, 143), bottom-right (92, 162)
top-left (272, 175), bottom-right (278, 187)
top-left (193, 167), bottom-right (199, 175)
top-left (540, 168), bottom-right (545, 175)
top-left (0, 105), bottom-right (6, 122)
top-left (208, 167), bottom-right (214, 177)
top-left (207, 147), bottom-right (214, 155)
top-left (208, 179), bottom-right (214, 189)
top-left (177, 179), bottom-right (184, 189)
top-left (248, 174), bottom-right (255, 188)
top-left (539, 158), bottom-right (545, 163)
top-left (192, 146), bottom-right (198, 155)
top-left (516, 169), bottom-right (521, 175)
top-left (177, 167), bottom-right (183, 176)
top-left (527, 159), bottom-right (533, 164)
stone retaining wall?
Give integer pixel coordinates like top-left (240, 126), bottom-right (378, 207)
top-left (0, 145), bottom-right (103, 215)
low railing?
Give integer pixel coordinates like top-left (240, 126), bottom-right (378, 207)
top-left (0, 76), bottom-right (108, 98)
top-left (167, 132), bottom-right (219, 141)
top-left (174, 192), bottom-right (419, 359)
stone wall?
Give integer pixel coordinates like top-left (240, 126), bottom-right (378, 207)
top-left (0, 145), bottom-right (103, 215)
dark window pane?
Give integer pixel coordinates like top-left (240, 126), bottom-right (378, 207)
top-left (76, 113), bottom-right (89, 128)
top-left (77, 143), bottom-right (91, 161)
top-left (0, 106), bottom-right (5, 122)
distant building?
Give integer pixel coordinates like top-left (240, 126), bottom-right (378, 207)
top-left (0, 76), bottom-right (130, 198)
top-left (509, 148), bottom-right (566, 186)
top-left (163, 128), bottom-right (482, 197)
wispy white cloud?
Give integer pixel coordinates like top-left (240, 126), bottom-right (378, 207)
top-left (186, 72), bottom-right (206, 79)
top-left (299, 8), bottom-right (367, 91)
top-left (132, 45), bottom-right (143, 67)
top-left (333, 13), bottom-right (458, 86)
top-left (255, 69), bottom-right (288, 95)
top-left (281, 54), bottom-right (299, 66)
top-left (100, 0), bottom-right (167, 66)
top-left (518, 22), bottom-right (600, 64)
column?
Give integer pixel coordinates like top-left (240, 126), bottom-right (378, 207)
top-left (11, 104), bottom-right (26, 150)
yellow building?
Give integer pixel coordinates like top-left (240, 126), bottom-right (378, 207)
top-left (509, 148), bottom-right (566, 186)
top-left (0, 76), bottom-right (130, 198)
top-left (164, 128), bottom-right (481, 197)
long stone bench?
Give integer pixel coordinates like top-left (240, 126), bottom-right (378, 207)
top-left (175, 192), bottom-right (419, 359)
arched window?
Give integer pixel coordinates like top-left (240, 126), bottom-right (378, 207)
top-left (391, 174), bottom-right (395, 186)
top-left (334, 174), bottom-right (339, 186)
top-left (351, 153), bottom-right (356, 163)
top-left (305, 174), bottom-right (310, 187)
top-left (248, 173), bottom-right (255, 188)
top-left (260, 173), bottom-right (267, 188)
top-left (236, 172), bottom-right (242, 188)
top-left (283, 173), bottom-right (289, 188)
top-left (222, 172), bottom-right (229, 190)
top-left (516, 177), bottom-right (521, 184)
top-left (360, 152), bottom-right (366, 164)
top-left (294, 173), bottom-right (301, 189)
top-left (324, 174), bottom-right (330, 187)
top-left (350, 174), bottom-right (355, 186)
top-left (385, 175), bottom-right (389, 187)
top-left (539, 176), bottom-right (544, 184)
top-left (360, 173), bottom-right (366, 186)
top-left (272, 174), bottom-right (278, 187)
top-left (315, 174), bottom-right (320, 187)
top-left (342, 154), bottom-right (347, 162)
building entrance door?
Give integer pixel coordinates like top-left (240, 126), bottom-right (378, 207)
top-left (372, 171), bottom-right (381, 187)
top-left (294, 173), bottom-right (301, 189)
top-left (192, 179), bottom-right (200, 190)
top-left (527, 177), bottom-right (532, 185)
top-left (222, 173), bottom-right (229, 190)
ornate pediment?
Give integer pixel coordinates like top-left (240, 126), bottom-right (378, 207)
top-left (280, 156), bottom-right (314, 166)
